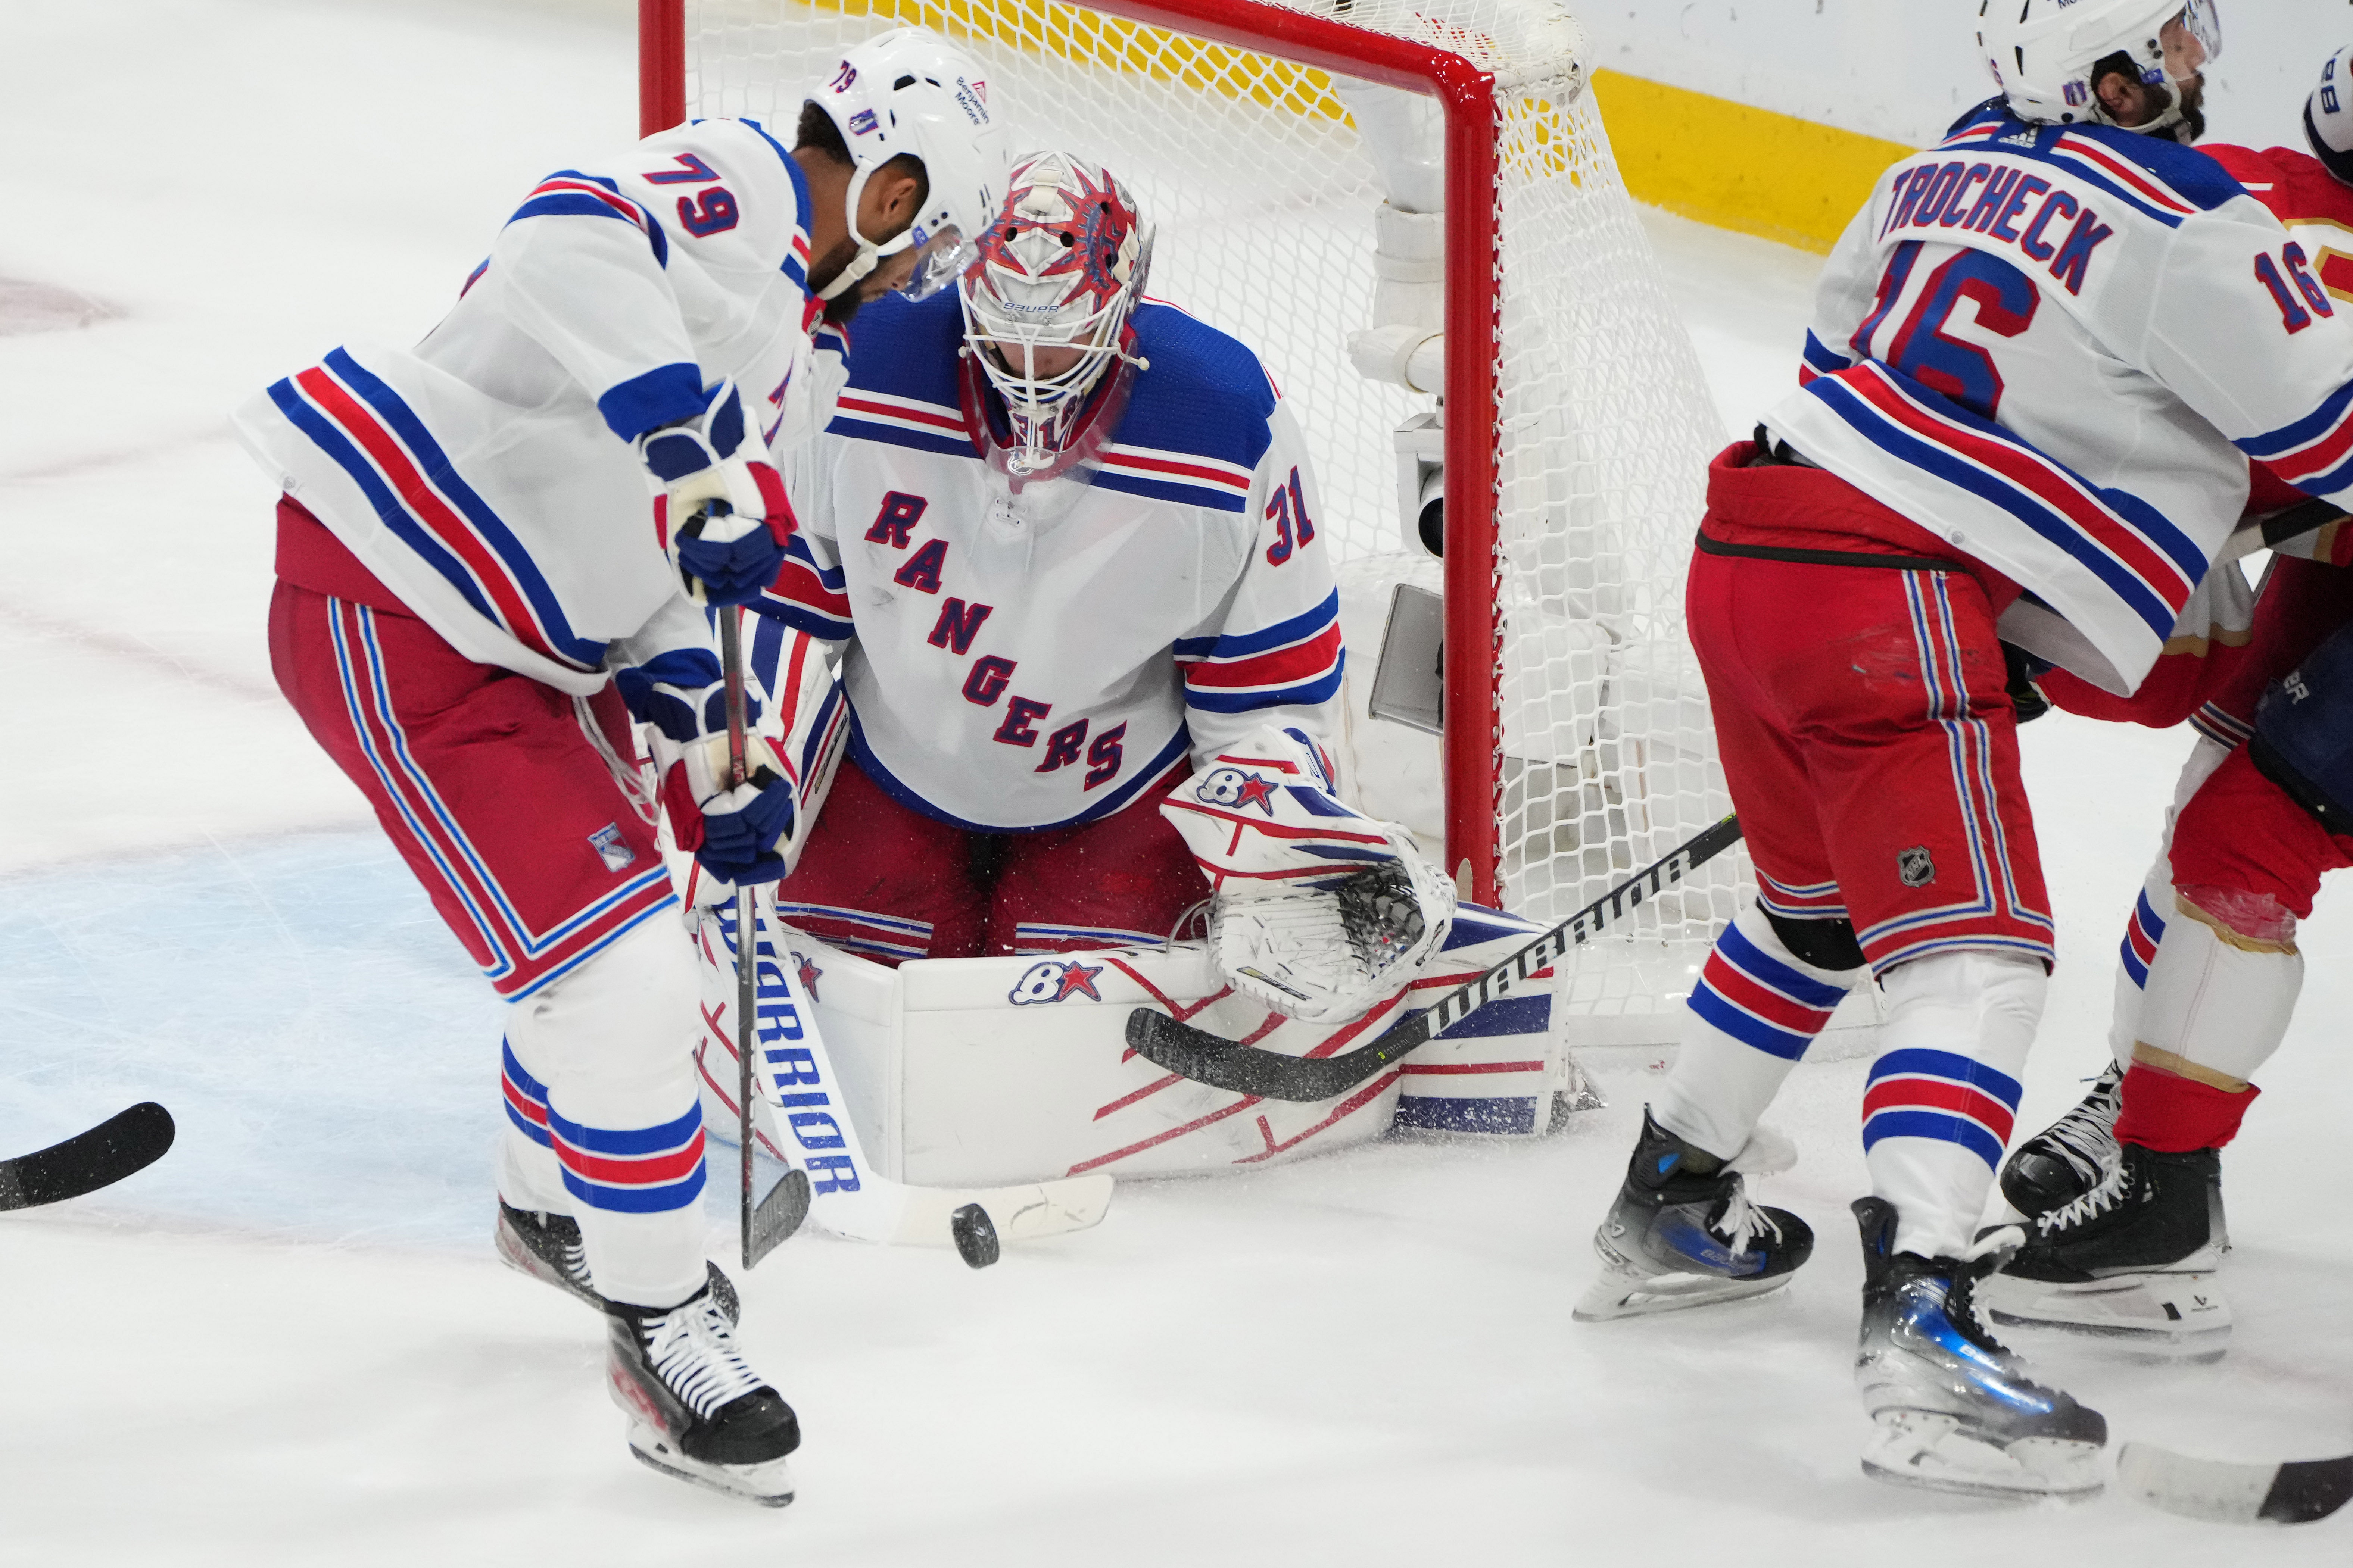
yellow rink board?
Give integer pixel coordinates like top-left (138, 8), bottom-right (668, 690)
top-left (783, 1), bottom-right (1916, 252)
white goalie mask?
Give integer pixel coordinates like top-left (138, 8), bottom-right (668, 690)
top-left (957, 152), bottom-right (1153, 482)
top-left (805, 27), bottom-right (1012, 303)
top-left (1977, 0), bottom-right (2223, 142)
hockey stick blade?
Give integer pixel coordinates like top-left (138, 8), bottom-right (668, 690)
top-left (745, 1167), bottom-right (811, 1269)
top-left (2118, 1442), bottom-right (2353, 1525)
top-left (0, 1102), bottom-right (176, 1211)
top-left (1125, 815), bottom-right (1743, 1103)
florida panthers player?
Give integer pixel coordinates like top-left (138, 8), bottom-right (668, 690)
top-left (745, 150), bottom-right (1451, 1012)
top-left (1983, 46), bottom-right (2353, 1351)
top-left (1574, 0), bottom-right (2353, 1497)
top-left (231, 28), bottom-right (1005, 1505)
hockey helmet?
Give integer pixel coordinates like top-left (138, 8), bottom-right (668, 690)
top-left (957, 152), bottom-right (1153, 479)
top-left (2309, 46), bottom-right (2353, 188)
top-left (1977, 0), bottom-right (2222, 139)
top-left (805, 27), bottom-right (1013, 302)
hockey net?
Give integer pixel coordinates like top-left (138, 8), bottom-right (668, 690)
top-left (655, 0), bottom-right (1745, 1043)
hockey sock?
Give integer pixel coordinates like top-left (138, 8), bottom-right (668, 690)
top-left (2112, 1061), bottom-right (2260, 1153)
top-left (1651, 904), bottom-right (1860, 1162)
top-left (510, 918), bottom-right (711, 1308)
top-left (1863, 951), bottom-right (2041, 1261)
top-left (2103, 733), bottom-right (2234, 1074)
top-left (2134, 888), bottom-right (2303, 1087)
top-left (496, 1038), bottom-right (573, 1215)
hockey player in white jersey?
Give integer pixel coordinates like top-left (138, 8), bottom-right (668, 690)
top-left (748, 150), bottom-right (1450, 1010)
top-left (1574, 0), bottom-right (2353, 1499)
top-left (232, 27), bottom-right (1006, 1505)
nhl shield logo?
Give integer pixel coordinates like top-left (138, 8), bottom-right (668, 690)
top-left (587, 823), bottom-right (636, 873)
top-left (1897, 845), bottom-right (1936, 888)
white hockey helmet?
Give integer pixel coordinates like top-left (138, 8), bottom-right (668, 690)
top-left (2309, 46), bottom-right (2353, 188)
top-left (958, 151), bottom-right (1153, 478)
top-left (1977, 0), bottom-right (2222, 137)
top-left (805, 27), bottom-right (1012, 302)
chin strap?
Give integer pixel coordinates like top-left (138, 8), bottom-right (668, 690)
top-left (816, 162), bottom-right (923, 302)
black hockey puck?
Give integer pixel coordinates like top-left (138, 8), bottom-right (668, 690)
top-left (949, 1202), bottom-right (1000, 1269)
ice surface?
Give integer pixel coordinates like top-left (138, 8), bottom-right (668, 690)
top-left (0, 3), bottom-right (2345, 1563)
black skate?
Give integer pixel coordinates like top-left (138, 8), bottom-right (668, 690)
top-left (1573, 1109), bottom-right (1813, 1321)
top-left (607, 1283), bottom-right (800, 1506)
top-left (495, 1201), bottom-right (739, 1325)
top-left (1853, 1198), bottom-right (2106, 1499)
top-left (1977, 1143), bottom-right (2231, 1360)
top-left (1998, 1062), bottom-right (2122, 1217)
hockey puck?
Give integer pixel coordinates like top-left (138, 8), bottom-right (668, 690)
top-left (949, 1203), bottom-right (1000, 1269)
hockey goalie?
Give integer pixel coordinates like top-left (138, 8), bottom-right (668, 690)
top-left (682, 152), bottom-right (1566, 1190)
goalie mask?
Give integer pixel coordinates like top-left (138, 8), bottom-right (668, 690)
top-left (957, 152), bottom-right (1153, 484)
top-left (805, 27), bottom-right (1011, 303)
top-left (1977, 0), bottom-right (2222, 143)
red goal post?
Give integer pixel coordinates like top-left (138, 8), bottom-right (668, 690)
top-left (636, 0), bottom-right (1740, 1024)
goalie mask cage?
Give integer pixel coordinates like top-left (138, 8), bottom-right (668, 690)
top-left (641, 0), bottom-right (1747, 1042)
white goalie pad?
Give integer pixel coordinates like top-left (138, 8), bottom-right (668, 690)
top-left (1162, 725), bottom-right (1456, 1024)
top-left (686, 892), bottom-right (1562, 1186)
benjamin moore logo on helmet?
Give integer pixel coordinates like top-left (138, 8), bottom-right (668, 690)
top-left (954, 78), bottom-right (988, 125)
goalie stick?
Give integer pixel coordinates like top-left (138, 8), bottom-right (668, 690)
top-left (701, 899), bottom-right (1115, 1267)
top-left (719, 609), bottom-right (811, 1270)
top-left (2119, 1442), bottom-right (2353, 1525)
top-left (1125, 815), bottom-right (1744, 1102)
top-left (0, 1102), bottom-right (175, 1210)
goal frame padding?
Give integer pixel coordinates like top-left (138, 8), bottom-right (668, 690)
top-left (638, 0), bottom-right (1515, 904)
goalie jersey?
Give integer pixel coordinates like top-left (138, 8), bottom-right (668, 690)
top-left (755, 292), bottom-right (1345, 832)
top-left (1769, 101), bottom-right (2353, 696)
top-left (231, 117), bottom-right (836, 696)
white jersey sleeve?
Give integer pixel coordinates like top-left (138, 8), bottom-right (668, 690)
top-left (1172, 397), bottom-right (1346, 772)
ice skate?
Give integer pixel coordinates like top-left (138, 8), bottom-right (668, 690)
top-left (496, 1201), bottom-right (739, 1325)
top-left (1574, 1110), bottom-right (1813, 1322)
top-left (1976, 1144), bottom-right (2232, 1360)
top-left (1997, 1062), bottom-right (2123, 1217)
top-left (607, 1283), bottom-right (800, 1506)
top-left (1852, 1197), bottom-right (2105, 1499)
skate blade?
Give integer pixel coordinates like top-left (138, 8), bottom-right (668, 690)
top-left (1862, 1412), bottom-right (2103, 1500)
top-left (1571, 1260), bottom-right (1790, 1322)
top-left (626, 1423), bottom-right (797, 1507)
top-left (1978, 1271), bottom-right (2232, 1363)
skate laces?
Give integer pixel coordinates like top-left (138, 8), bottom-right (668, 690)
top-left (2035, 1151), bottom-right (2131, 1238)
top-left (2038, 1066), bottom-right (2125, 1183)
top-left (1709, 1181), bottom-right (1783, 1254)
top-left (640, 1293), bottom-right (765, 1419)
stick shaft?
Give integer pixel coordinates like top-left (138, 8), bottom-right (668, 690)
top-left (719, 609), bottom-right (757, 1270)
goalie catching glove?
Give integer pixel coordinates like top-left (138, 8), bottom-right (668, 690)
top-left (1160, 726), bottom-right (1455, 1023)
top-left (637, 380), bottom-right (795, 607)
top-left (617, 649), bottom-right (798, 890)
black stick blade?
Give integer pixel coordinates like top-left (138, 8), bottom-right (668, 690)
top-left (2263, 1457), bottom-right (2353, 1524)
top-left (0, 1102), bottom-right (176, 1211)
top-left (1124, 1010), bottom-right (1377, 1102)
top-left (744, 1167), bottom-right (810, 1269)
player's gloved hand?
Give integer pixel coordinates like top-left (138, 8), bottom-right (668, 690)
top-left (637, 380), bottom-right (796, 607)
top-left (660, 733), bottom-right (798, 887)
top-left (613, 649), bottom-right (759, 747)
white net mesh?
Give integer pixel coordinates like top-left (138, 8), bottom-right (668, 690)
top-left (681, 0), bottom-right (1748, 1038)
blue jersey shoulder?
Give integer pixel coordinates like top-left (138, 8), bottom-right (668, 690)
top-left (1111, 302), bottom-right (1278, 469)
top-left (836, 288), bottom-right (964, 407)
top-left (1943, 103), bottom-right (2249, 213)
